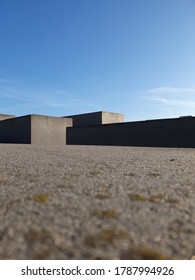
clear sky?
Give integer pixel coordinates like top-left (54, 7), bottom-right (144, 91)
top-left (0, 0), bottom-right (195, 121)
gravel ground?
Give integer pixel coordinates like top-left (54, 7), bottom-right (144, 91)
top-left (0, 144), bottom-right (195, 260)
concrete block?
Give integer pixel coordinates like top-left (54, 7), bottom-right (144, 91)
top-left (0, 115), bottom-right (31, 143)
top-left (0, 114), bottom-right (16, 121)
top-left (66, 117), bottom-right (195, 148)
top-left (0, 114), bottom-right (72, 145)
top-left (63, 111), bottom-right (124, 127)
top-left (31, 114), bottom-right (72, 145)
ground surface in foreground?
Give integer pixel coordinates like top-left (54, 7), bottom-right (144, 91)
top-left (0, 144), bottom-right (195, 260)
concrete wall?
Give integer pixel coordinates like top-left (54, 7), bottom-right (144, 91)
top-left (1, 111), bottom-right (195, 147)
top-left (66, 117), bottom-right (195, 148)
top-left (101, 112), bottom-right (124, 124)
top-left (0, 115), bottom-right (31, 143)
top-left (0, 114), bottom-right (16, 121)
top-left (0, 114), bottom-right (72, 145)
top-left (63, 111), bottom-right (124, 126)
top-left (31, 114), bottom-right (72, 145)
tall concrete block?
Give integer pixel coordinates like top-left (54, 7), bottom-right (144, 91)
top-left (0, 114), bottom-right (16, 121)
top-left (0, 114), bottom-right (72, 145)
top-left (63, 111), bottom-right (124, 127)
top-left (31, 114), bottom-right (72, 145)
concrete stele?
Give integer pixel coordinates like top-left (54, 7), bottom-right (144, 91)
top-left (63, 111), bottom-right (124, 127)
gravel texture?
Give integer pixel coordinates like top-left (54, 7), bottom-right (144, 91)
top-left (0, 144), bottom-right (195, 260)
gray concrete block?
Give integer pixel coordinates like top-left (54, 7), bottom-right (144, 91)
top-left (0, 114), bottom-right (72, 145)
top-left (2, 110), bottom-right (195, 148)
top-left (101, 111), bottom-right (124, 124)
top-left (0, 114), bottom-right (16, 121)
top-left (66, 117), bottom-right (195, 148)
top-left (31, 114), bottom-right (72, 145)
top-left (63, 111), bottom-right (124, 126)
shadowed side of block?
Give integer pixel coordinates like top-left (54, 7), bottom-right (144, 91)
top-left (66, 117), bottom-right (195, 148)
top-left (0, 115), bottom-right (31, 143)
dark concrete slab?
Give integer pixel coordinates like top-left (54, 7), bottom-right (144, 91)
top-left (0, 115), bottom-right (31, 143)
top-left (67, 116), bottom-right (195, 148)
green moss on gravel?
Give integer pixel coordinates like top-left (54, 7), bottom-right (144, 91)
top-left (95, 193), bottom-right (111, 200)
top-left (31, 194), bottom-right (50, 203)
top-left (93, 209), bottom-right (119, 219)
top-left (129, 193), bottom-right (179, 204)
top-left (0, 179), bottom-right (8, 185)
top-left (121, 246), bottom-right (169, 260)
top-left (85, 228), bottom-right (129, 247)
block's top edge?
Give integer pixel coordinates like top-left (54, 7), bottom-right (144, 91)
top-left (0, 114), bottom-right (16, 117)
top-left (8, 114), bottom-right (72, 119)
top-left (30, 114), bottom-right (72, 119)
top-left (66, 115), bottom-right (195, 129)
top-left (62, 111), bottom-right (124, 118)
top-left (0, 114), bottom-right (16, 121)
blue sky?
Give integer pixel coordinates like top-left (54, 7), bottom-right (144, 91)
top-left (0, 0), bottom-right (195, 121)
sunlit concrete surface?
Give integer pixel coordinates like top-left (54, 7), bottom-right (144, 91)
top-left (0, 144), bottom-right (195, 259)
top-left (63, 111), bottom-right (124, 126)
top-left (0, 114), bottom-right (16, 121)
